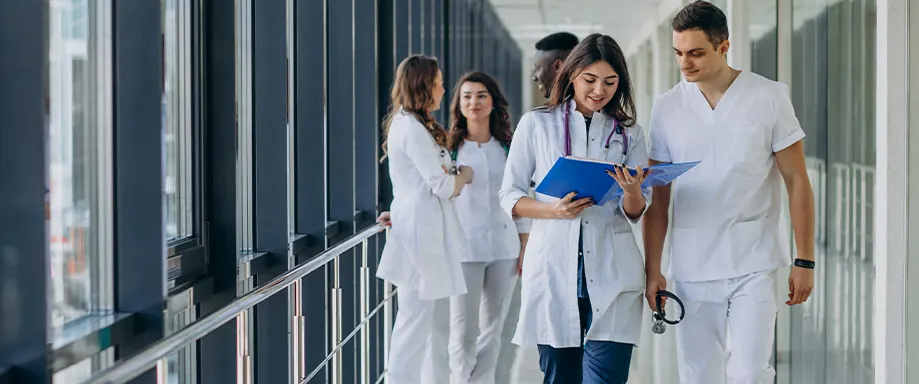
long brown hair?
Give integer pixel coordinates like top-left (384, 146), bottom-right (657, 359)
top-left (380, 54), bottom-right (446, 162)
top-left (547, 33), bottom-right (637, 127)
top-left (447, 72), bottom-right (512, 153)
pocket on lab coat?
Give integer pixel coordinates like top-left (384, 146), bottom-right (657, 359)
top-left (613, 233), bottom-right (645, 291)
top-left (521, 219), bottom-right (548, 275)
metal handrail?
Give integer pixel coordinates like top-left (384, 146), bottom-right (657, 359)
top-left (81, 224), bottom-right (388, 384)
top-left (302, 288), bottom-right (397, 383)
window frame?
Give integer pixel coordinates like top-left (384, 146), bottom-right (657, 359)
top-left (165, 0), bottom-right (208, 293)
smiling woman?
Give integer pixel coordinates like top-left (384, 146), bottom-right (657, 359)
top-left (546, 33), bottom-right (637, 128)
top-left (500, 32), bottom-right (651, 384)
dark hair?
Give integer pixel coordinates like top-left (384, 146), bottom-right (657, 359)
top-left (381, 54), bottom-right (445, 162)
top-left (535, 32), bottom-right (580, 55)
top-left (546, 33), bottom-right (637, 127)
top-left (672, 1), bottom-right (729, 46)
top-left (446, 72), bottom-right (512, 153)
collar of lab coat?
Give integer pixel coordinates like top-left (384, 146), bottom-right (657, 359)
top-left (564, 98), bottom-right (610, 158)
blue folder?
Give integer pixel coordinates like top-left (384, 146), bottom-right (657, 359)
top-left (534, 157), bottom-right (701, 206)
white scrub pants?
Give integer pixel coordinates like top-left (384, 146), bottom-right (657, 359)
top-left (495, 278), bottom-right (522, 384)
top-left (448, 259), bottom-right (518, 384)
top-left (387, 286), bottom-right (450, 384)
top-left (673, 269), bottom-right (778, 384)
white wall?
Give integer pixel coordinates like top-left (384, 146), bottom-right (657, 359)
top-left (875, 0), bottom-right (910, 383)
top-left (908, 2), bottom-right (919, 382)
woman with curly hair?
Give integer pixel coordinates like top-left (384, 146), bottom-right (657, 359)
top-left (444, 71), bottom-right (530, 384)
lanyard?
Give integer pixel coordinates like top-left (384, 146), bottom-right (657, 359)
top-left (562, 102), bottom-right (627, 159)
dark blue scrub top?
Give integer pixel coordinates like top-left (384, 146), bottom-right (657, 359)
top-left (577, 117), bottom-right (592, 299)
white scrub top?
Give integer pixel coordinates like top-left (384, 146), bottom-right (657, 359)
top-left (648, 71), bottom-right (805, 283)
top-left (453, 138), bottom-right (531, 263)
top-left (500, 99), bottom-right (652, 348)
top-left (376, 109), bottom-right (468, 300)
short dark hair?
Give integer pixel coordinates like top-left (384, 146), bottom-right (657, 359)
top-left (535, 32), bottom-right (579, 54)
top-left (672, 1), bottom-right (729, 46)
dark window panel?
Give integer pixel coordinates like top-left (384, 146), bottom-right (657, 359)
top-left (198, 0), bottom-right (241, 382)
top-left (296, 0), bottom-right (331, 378)
top-left (112, 3), bottom-right (165, 377)
top-left (252, 0), bottom-right (290, 382)
top-left (0, 0), bottom-right (49, 381)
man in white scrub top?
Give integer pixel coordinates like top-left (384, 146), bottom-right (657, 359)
top-left (642, 2), bottom-right (816, 384)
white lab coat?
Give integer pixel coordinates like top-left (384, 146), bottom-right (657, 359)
top-left (499, 99), bottom-right (652, 349)
top-left (453, 138), bottom-right (531, 262)
top-left (376, 109), bottom-right (468, 300)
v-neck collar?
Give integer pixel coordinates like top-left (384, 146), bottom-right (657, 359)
top-left (687, 70), bottom-right (746, 122)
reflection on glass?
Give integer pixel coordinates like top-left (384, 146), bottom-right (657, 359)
top-left (48, 0), bottom-right (105, 328)
top-left (789, 0), bottom-right (876, 382)
top-left (163, 0), bottom-right (193, 241)
top-left (749, 0), bottom-right (778, 80)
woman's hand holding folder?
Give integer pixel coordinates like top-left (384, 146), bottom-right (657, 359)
top-left (550, 191), bottom-right (594, 219)
top-left (606, 164), bottom-right (651, 197)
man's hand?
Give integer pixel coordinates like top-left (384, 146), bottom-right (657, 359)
top-left (787, 266), bottom-right (814, 305)
top-left (645, 272), bottom-right (668, 311)
top-left (376, 211), bottom-right (391, 227)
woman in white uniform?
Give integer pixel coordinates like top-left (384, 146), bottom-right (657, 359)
top-left (499, 33), bottom-right (652, 383)
top-left (444, 72), bottom-right (530, 384)
top-left (376, 54), bottom-right (473, 384)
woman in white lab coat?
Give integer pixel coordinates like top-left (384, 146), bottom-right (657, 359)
top-left (498, 33), bottom-right (652, 383)
top-left (376, 54), bottom-right (473, 384)
top-left (444, 72), bottom-right (530, 384)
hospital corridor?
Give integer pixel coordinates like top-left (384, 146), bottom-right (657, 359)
top-left (1, 0), bottom-right (916, 383)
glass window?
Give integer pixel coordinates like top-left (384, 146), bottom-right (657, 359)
top-left (48, 0), bottom-right (113, 328)
top-left (163, 1), bottom-right (199, 380)
top-left (163, 0), bottom-right (194, 242)
top-left (787, 0), bottom-right (877, 382)
top-left (749, 0), bottom-right (778, 80)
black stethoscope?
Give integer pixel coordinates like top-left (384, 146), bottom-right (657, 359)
top-left (562, 101), bottom-right (629, 159)
top-left (651, 290), bottom-right (685, 334)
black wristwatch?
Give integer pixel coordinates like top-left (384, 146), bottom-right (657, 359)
top-left (793, 258), bottom-right (815, 269)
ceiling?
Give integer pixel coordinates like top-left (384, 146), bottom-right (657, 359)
top-left (489, 0), bottom-right (663, 57)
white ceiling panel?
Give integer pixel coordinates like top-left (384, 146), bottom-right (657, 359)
top-left (489, 0), bottom-right (663, 56)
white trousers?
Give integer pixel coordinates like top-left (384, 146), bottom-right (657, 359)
top-left (495, 278), bottom-right (522, 384)
top-left (448, 260), bottom-right (518, 384)
top-left (673, 269), bottom-right (778, 384)
top-left (387, 286), bottom-right (450, 384)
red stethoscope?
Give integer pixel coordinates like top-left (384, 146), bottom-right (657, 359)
top-left (562, 101), bottom-right (628, 159)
